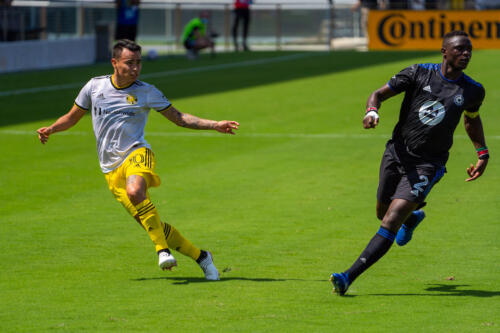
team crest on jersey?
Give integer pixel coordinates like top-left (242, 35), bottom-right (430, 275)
top-left (419, 100), bottom-right (446, 126)
top-left (126, 94), bottom-right (138, 105)
top-left (454, 94), bottom-right (464, 106)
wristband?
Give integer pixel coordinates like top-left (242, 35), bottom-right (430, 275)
top-left (364, 110), bottom-right (379, 120)
top-left (476, 146), bottom-right (489, 160)
top-left (366, 107), bottom-right (378, 114)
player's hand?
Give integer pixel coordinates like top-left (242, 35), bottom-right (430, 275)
top-left (363, 111), bottom-right (379, 129)
top-left (214, 120), bottom-right (239, 135)
top-left (465, 159), bottom-right (488, 182)
top-left (37, 127), bottom-right (52, 144)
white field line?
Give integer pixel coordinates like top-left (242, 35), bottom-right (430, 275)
top-left (2, 129), bottom-right (499, 140)
top-left (0, 53), bottom-right (318, 97)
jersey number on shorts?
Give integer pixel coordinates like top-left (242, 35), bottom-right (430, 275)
top-left (411, 175), bottom-right (429, 197)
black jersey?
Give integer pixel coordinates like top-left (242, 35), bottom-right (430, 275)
top-left (387, 63), bottom-right (485, 165)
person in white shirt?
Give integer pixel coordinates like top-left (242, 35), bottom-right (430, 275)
top-left (37, 39), bottom-right (239, 280)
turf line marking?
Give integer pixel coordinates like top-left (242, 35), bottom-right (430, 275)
top-left (3, 129), bottom-right (499, 140)
top-left (0, 53), bottom-right (319, 97)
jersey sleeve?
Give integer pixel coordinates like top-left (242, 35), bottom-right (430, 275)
top-left (148, 85), bottom-right (172, 112)
top-left (387, 64), bottom-right (418, 93)
top-left (466, 85), bottom-right (485, 114)
top-left (74, 80), bottom-right (92, 111)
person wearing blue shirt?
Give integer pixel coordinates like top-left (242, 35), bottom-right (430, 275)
top-left (115, 0), bottom-right (140, 41)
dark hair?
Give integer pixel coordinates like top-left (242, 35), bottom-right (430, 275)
top-left (442, 31), bottom-right (469, 47)
top-left (112, 39), bottom-right (141, 59)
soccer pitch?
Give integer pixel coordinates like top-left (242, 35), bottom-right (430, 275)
top-left (1, 50), bottom-right (499, 332)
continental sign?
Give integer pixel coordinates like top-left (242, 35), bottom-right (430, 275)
top-left (368, 10), bottom-right (500, 50)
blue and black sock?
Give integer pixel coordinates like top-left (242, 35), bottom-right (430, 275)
top-left (344, 227), bottom-right (396, 283)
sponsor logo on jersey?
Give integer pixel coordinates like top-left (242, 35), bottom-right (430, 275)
top-left (126, 94), bottom-right (138, 105)
top-left (454, 94), bottom-right (464, 106)
top-left (423, 85), bottom-right (432, 93)
top-left (419, 100), bottom-right (446, 126)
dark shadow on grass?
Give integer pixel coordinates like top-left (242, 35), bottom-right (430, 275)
top-left (132, 276), bottom-right (325, 285)
top-left (424, 284), bottom-right (500, 297)
top-left (1, 50), bottom-right (437, 127)
top-left (366, 284), bottom-right (500, 297)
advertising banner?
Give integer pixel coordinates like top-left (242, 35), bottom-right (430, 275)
top-left (368, 10), bottom-right (500, 50)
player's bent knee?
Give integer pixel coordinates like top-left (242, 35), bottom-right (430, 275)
top-left (126, 185), bottom-right (146, 205)
top-left (381, 210), bottom-right (405, 232)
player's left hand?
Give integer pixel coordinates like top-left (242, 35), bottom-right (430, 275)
top-left (214, 120), bottom-right (239, 135)
top-left (465, 158), bottom-right (488, 182)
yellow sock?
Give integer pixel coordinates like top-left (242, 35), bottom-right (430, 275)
top-left (161, 222), bottom-right (201, 261)
top-left (135, 199), bottom-right (169, 253)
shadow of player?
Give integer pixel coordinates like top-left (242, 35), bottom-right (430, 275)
top-left (132, 276), bottom-right (325, 285)
top-left (367, 284), bottom-right (500, 298)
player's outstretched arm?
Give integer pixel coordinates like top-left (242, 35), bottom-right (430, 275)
top-left (160, 106), bottom-right (239, 135)
top-left (464, 114), bottom-right (488, 182)
top-left (37, 105), bottom-right (86, 144)
top-left (363, 84), bottom-right (398, 129)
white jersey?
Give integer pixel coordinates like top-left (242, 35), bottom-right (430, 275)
top-left (75, 75), bottom-right (171, 173)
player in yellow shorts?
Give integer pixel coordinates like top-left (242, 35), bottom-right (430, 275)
top-left (105, 147), bottom-right (161, 218)
top-left (37, 39), bottom-right (239, 280)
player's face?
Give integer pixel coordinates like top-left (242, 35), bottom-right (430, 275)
top-left (443, 36), bottom-right (472, 71)
top-left (112, 48), bottom-right (142, 84)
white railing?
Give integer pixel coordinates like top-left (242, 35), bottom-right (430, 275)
top-left (4, 1), bottom-right (360, 52)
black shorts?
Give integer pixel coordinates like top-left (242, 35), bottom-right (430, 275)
top-left (377, 141), bottom-right (446, 204)
top-left (115, 24), bottom-right (137, 41)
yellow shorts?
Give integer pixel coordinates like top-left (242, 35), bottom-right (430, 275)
top-left (104, 147), bottom-right (161, 217)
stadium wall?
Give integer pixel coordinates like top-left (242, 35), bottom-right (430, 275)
top-left (0, 37), bottom-right (95, 73)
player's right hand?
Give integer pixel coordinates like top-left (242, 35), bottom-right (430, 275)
top-left (37, 127), bottom-right (52, 144)
top-left (363, 111), bottom-right (379, 129)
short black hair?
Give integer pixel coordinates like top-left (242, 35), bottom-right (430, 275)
top-left (442, 31), bottom-right (469, 47)
top-left (112, 39), bottom-right (141, 59)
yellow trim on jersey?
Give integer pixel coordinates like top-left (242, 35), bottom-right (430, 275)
top-left (74, 102), bottom-right (88, 111)
top-left (110, 75), bottom-right (135, 90)
top-left (157, 104), bottom-right (173, 112)
top-left (464, 111), bottom-right (480, 119)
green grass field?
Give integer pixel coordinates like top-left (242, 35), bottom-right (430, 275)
top-left (1, 50), bottom-right (499, 332)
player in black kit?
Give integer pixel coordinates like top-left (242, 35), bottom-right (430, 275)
top-left (330, 31), bottom-right (489, 295)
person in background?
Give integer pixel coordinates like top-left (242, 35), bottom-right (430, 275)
top-left (115, 0), bottom-right (140, 41)
top-left (0, 0), bottom-right (14, 41)
top-left (232, 0), bottom-right (252, 51)
top-left (182, 11), bottom-right (215, 60)
top-left (352, 0), bottom-right (379, 40)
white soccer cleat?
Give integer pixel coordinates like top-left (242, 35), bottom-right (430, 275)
top-left (158, 251), bottom-right (177, 270)
top-left (198, 251), bottom-right (220, 281)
